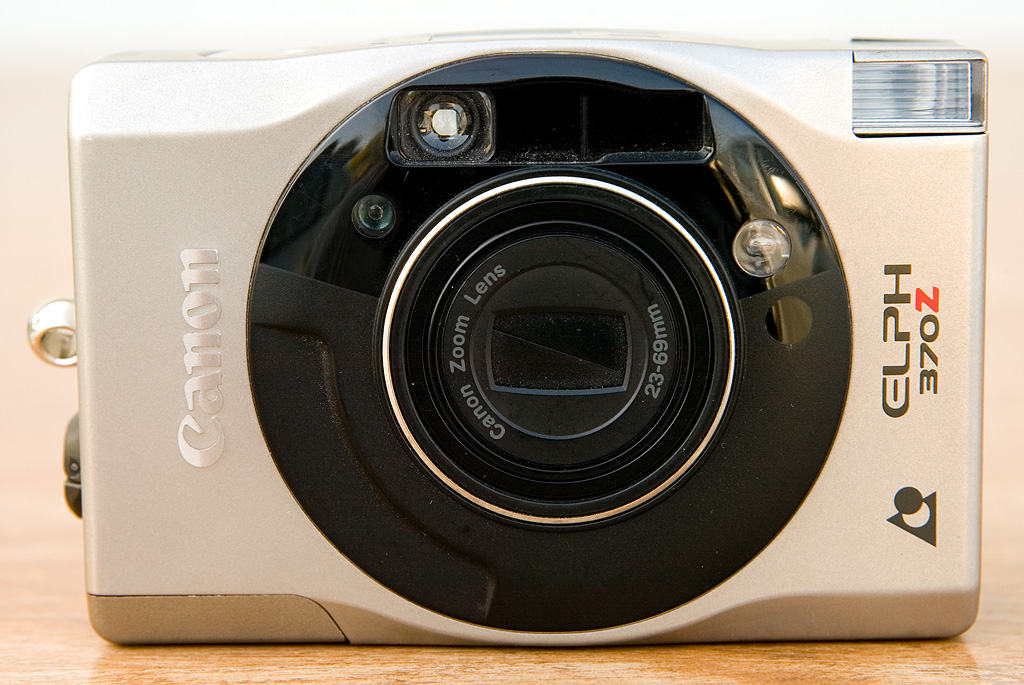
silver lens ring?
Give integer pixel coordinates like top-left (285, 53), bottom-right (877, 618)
top-left (382, 175), bottom-right (736, 525)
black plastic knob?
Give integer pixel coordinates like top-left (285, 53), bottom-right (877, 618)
top-left (64, 414), bottom-right (81, 518)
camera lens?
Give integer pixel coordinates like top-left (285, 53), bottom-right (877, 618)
top-left (384, 174), bottom-right (735, 523)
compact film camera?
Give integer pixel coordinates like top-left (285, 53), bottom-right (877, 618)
top-left (41, 33), bottom-right (987, 644)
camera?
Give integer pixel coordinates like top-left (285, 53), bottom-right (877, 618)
top-left (53, 33), bottom-right (986, 644)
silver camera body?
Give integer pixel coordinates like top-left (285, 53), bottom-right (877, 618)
top-left (68, 33), bottom-right (987, 645)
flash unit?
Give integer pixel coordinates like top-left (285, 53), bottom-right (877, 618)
top-left (852, 53), bottom-right (986, 135)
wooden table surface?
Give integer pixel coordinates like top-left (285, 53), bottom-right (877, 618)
top-left (2, 55), bottom-right (1022, 683)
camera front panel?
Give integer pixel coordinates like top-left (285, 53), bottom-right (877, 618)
top-left (246, 54), bottom-right (851, 632)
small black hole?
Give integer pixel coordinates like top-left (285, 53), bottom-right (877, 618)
top-left (766, 296), bottom-right (812, 344)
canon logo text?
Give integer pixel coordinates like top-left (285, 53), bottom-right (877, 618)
top-left (178, 249), bottom-right (224, 466)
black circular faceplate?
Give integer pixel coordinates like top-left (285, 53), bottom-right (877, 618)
top-left (247, 54), bottom-right (852, 633)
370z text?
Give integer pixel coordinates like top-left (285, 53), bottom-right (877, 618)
top-left (882, 264), bottom-right (940, 418)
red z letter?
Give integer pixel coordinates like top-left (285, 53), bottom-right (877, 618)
top-left (915, 287), bottom-right (939, 313)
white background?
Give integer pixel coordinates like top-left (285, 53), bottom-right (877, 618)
top-left (2, 1), bottom-right (1023, 63)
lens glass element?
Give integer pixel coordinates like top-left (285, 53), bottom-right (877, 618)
top-left (489, 310), bottom-right (629, 393)
top-left (439, 233), bottom-right (675, 452)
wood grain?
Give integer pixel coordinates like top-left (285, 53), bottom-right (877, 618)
top-left (2, 55), bottom-right (1022, 683)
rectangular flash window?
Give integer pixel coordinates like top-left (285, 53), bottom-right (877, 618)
top-left (852, 58), bottom-right (986, 135)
